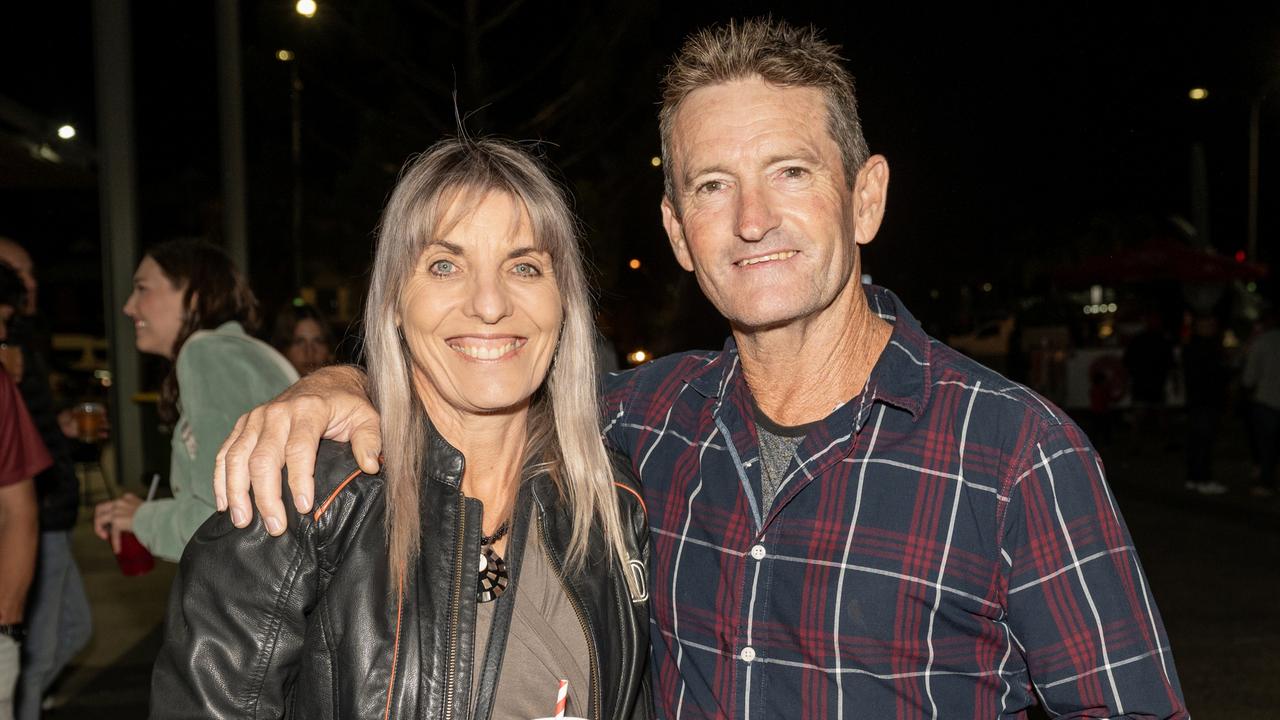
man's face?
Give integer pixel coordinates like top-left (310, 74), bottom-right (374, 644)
top-left (0, 240), bottom-right (36, 315)
top-left (661, 77), bottom-right (885, 332)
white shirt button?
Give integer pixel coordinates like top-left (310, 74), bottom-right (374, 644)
top-left (750, 544), bottom-right (766, 560)
top-left (739, 646), bottom-right (756, 663)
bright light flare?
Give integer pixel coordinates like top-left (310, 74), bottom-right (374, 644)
top-left (57, 124), bottom-right (76, 140)
top-left (295, 0), bottom-right (317, 18)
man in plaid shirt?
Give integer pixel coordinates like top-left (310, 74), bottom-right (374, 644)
top-left (219, 17), bottom-right (1188, 719)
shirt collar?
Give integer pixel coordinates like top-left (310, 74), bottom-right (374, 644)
top-left (683, 284), bottom-right (931, 421)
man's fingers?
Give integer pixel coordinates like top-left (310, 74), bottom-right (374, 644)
top-left (349, 416), bottom-right (383, 475)
top-left (223, 407), bottom-right (268, 527)
top-left (282, 413), bottom-right (323, 514)
top-left (110, 527), bottom-right (122, 555)
top-left (245, 404), bottom-right (295, 535)
top-left (213, 414), bottom-right (249, 512)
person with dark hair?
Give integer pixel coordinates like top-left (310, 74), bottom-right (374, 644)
top-left (92, 240), bottom-right (297, 562)
top-left (270, 302), bottom-right (334, 377)
top-left (0, 262), bottom-right (44, 720)
top-left (0, 237), bottom-right (93, 720)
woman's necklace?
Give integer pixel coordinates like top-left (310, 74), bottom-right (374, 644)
top-left (477, 519), bottom-right (511, 603)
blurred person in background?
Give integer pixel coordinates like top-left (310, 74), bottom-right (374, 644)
top-left (1181, 315), bottom-right (1229, 495)
top-left (1243, 308), bottom-right (1280, 497)
top-left (1124, 311), bottom-right (1176, 450)
top-left (0, 238), bottom-right (92, 719)
top-left (270, 302), bottom-right (334, 377)
top-left (0, 263), bottom-right (46, 720)
top-left (92, 240), bottom-right (297, 562)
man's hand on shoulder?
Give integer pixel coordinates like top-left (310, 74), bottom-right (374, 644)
top-left (213, 365), bottom-right (382, 536)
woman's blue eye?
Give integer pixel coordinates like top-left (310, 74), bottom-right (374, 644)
top-left (429, 260), bottom-right (456, 276)
top-left (513, 262), bottom-right (541, 276)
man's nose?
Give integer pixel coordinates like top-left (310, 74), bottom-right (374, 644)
top-left (735, 181), bottom-right (780, 242)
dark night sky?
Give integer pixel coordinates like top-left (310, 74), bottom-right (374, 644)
top-left (2, 1), bottom-right (1278, 353)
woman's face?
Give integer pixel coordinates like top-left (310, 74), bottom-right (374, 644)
top-left (286, 317), bottom-right (332, 376)
top-left (123, 256), bottom-right (186, 359)
top-left (399, 191), bottom-right (563, 419)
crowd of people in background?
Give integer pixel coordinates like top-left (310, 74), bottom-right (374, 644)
top-left (0, 235), bottom-right (339, 719)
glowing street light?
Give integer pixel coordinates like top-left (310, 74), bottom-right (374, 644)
top-left (56, 124), bottom-right (76, 140)
top-left (627, 350), bottom-right (649, 365)
top-left (650, 156), bottom-right (662, 167)
top-left (295, 0), bottom-right (316, 18)
top-left (1189, 87), bottom-right (1209, 101)
top-left (276, 49), bottom-right (294, 62)
top-left (628, 258), bottom-right (641, 270)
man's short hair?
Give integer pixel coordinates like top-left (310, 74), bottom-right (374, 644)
top-left (658, 17), bottom-right (871, 201)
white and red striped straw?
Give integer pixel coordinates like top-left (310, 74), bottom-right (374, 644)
top-left (553, 678), bottom-right (568, 719)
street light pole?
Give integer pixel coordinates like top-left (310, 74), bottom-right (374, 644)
top-left (290, 61), bottom-right (303, 290)
top-left (1248, 95), bottom-right (1261, 264)
top-left (215, 0), bottom-right (249, 272)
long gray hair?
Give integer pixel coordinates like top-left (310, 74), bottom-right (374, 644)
top-left (364, 136), bottom-right (629, 579)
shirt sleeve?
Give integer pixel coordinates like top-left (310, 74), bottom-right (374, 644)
top-left (600, 368), bottom-right (639, 458)
top-left (133, 334), bottom-right (297, 560)
top-left (1000, 419), bottom-right (1188, 718)
top-left (0, 373), bottom-right (52, 487)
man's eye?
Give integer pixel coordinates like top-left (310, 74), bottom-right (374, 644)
top-left (512, 262), bottom-right (541, 277)
top-left (781, 166), bottom-right (809, 179)
top-left (697, 180), bottom-right (725, 194)
top-left (429, 260), bottom-right (457, 276)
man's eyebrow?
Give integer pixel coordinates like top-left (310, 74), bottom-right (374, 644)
top-left (683, 164), bottom-right (730, 188)
top-left (763, 150), bottom-right (822, 166)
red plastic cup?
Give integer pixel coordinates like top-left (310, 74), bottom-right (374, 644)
top-left (114, 531), bottom-right (155, 576)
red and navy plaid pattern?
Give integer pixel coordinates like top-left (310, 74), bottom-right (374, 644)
top-left (603, 286), bottom-right (1187, 719)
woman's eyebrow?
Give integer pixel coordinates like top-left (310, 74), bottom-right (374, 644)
top-left (506, 246), bottom-right (545, 260)
top-left (423, 240), bottom-right (465, 254)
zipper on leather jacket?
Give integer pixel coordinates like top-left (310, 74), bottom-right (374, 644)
top-left (442, 492), bottom-right (468, 720)
top-left (538, 515), bottom-right (601, 720)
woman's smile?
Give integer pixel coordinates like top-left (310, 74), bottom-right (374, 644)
top-left (447, 335), bottom-right (528, 361)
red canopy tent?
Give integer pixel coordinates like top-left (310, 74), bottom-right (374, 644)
top-left (1054, 237), bottom-right (1268, 286)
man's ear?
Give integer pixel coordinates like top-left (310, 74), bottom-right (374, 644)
top-left (852, 154), bottom-right (890, 247)
top-left (661, 196), bottom-right (695, 272)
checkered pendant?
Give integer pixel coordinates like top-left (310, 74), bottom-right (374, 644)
top-left (477, 546), bottom-right (509, 603)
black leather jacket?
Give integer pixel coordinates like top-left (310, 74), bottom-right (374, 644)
top-left (152, 431), bottom-right (652, 720)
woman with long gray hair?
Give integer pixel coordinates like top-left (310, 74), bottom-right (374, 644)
top-left (151, 137), bottom-right (652, 720)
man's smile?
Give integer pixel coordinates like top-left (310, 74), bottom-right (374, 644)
top-left (734, 250), bottom-right (798, 268)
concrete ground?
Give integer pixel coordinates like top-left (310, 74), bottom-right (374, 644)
top-left (32, 411), bottom-right (1280, 718)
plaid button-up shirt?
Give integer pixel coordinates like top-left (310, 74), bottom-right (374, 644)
top-left (603, 286), bottom-right (1187, 719)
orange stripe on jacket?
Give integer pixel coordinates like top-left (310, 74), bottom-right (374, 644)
top-left (313, 468), bottom-right (362, 521)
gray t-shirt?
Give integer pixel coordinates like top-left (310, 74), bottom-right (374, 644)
top-left (471, 507), bottom-right (591, 718)
top-left (752, 399), bottom-right (813, 517)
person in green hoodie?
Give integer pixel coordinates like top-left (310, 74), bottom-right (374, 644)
top-left (93, 240), bottom-right (297, 562)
